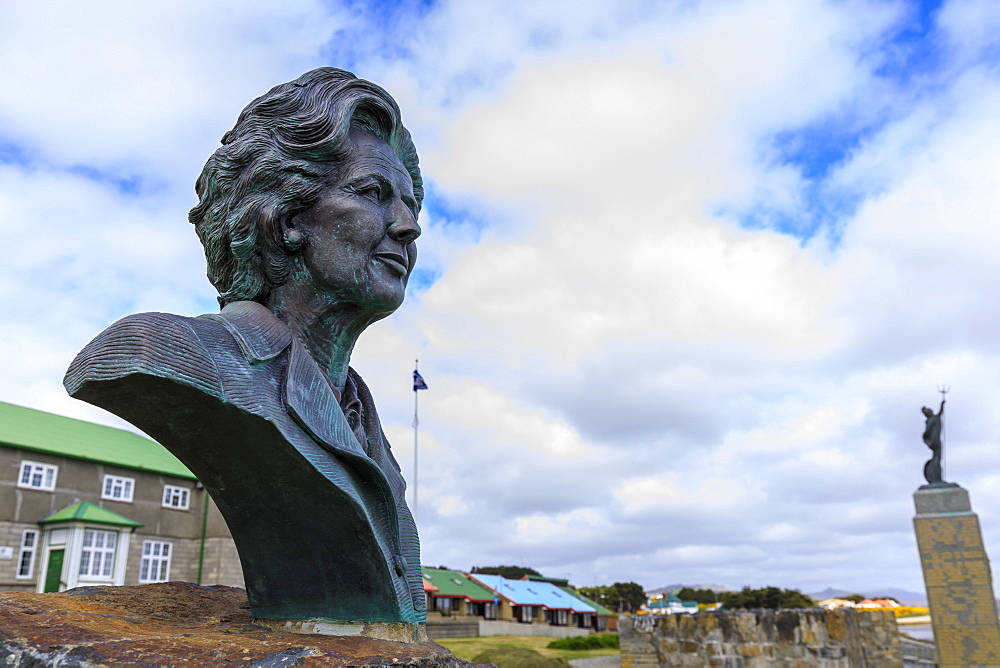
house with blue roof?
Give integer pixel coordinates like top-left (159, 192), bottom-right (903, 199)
top-left (523, 574), bottom-right (617, 631)
top-left (421, 567), bottom-right (499, 619)
top-left (0, 401), bottom-right (243, 594)
top-left (470, 573), bottom-right (606, 629)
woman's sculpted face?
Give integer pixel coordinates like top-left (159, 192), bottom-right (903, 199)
top-left (288, 127), bottom-right (420, 317)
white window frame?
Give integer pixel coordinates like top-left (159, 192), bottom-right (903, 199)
top-left (161, 485), bottom-right (190, 510)
top-left (139, 540), bottom-right (172, 583)
top-left (16, 530), bottom-right (38, 579)
top-left (18, 461), bottom-right (57, 491)
top-left (79, 529), bottom-right (117, 578)
top-left (101, 475), bottom-right (135, 503)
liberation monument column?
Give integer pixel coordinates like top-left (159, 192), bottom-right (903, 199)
top-left (913, 390), bottom-right (1000, 666)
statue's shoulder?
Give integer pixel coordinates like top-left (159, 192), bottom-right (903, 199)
top-left (64, 311), bottom-right (229, 399)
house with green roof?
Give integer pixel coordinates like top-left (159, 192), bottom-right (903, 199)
top-left (648, 591), bottom-right (699, 615)
top-left (421, 567), bottom-right (499, 620)
top-left (555, 584), bottom-right (618, 632)
top-left (0, 401), bottom-right (242, 593)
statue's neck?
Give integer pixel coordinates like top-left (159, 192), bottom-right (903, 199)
top-left (266, 289), bottom-right (377, 396)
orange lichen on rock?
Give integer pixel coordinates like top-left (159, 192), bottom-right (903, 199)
top-left (0, 582), bottom-right (484, 666)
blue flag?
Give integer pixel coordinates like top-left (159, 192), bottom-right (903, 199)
top-left (413, 369), bottom-right (428, 391)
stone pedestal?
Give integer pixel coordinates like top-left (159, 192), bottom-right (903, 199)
top-left (913, 483), bottom-right (1000, 667)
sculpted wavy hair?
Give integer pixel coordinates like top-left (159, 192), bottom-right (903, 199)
top-left (189, 67), bottom-right (423, 306)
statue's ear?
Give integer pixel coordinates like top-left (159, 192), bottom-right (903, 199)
top-left (280, 215), bottom-right (305, 253)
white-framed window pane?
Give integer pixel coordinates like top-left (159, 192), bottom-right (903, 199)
top-left (139, 540), bottom-right (172, 583)
top-left (80, 529), bottom-right (116, 578)
top-left (162, 485), bottom-right (191, 510)
top-left (18, 461), bottom-right (57, 491)
top-left (102, 475), bottom-right (135, 502)
top-left (16, 530), bottom-right (38, 578)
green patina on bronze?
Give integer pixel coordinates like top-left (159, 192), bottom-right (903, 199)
top-left (65, 69), bottom-right (425, 625)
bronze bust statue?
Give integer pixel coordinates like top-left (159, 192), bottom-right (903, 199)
top-left (65, 68), bottom-right (425, 627)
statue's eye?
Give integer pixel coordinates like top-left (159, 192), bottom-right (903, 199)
top-left (356, 184), bottom-right (383, 202)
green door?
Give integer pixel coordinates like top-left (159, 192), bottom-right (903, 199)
top-left (44, 549), bottom-right (64, 593)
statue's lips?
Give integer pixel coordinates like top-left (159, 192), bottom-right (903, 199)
top-left (373, 252), bottom-right (408, 276)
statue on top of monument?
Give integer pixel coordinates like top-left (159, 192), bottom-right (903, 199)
top-left (64, 68), bottom-right (426, 631)
top-left (922, 399), bottom-right (945, 485)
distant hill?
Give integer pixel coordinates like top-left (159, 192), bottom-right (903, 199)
top-left (647, 584), bottom-right (731, 596)
top-left (807, 587), bottom-right (927, 606)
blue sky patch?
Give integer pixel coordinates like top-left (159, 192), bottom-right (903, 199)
top-left (872, 0), bottom-right (945, 83)
top-left (731, 0), bottom-right (953, 244)
top-left (724, 181), bottom-right (864, 247)
top-left (0, 137), bottom-right (33, 167)
top-left (320, 0), bottom-right (438, 73)
top-left (67, 165), bottom-right (146, 196)
top-left (407, 266), bottom-right (442, 295)
top-left (422, 180), bottom-right (490, 242)
top-left (769, 117), bottom-right (874, 182)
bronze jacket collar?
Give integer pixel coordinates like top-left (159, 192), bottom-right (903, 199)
top-left (208, 301), bottom-right (367, 458)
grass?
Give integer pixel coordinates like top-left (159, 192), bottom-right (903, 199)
top-left (436, 634), bottom-right (620, 662)
top-left (547, 633), bottom-right (619, 650)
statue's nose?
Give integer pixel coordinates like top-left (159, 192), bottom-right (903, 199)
top-left (387, 205), bottom-right (420, 245)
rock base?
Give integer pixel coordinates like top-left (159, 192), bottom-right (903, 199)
top-left (254, 617), bottom-right (428, 643)
top-left (0, 582), bottom-right (484, 667)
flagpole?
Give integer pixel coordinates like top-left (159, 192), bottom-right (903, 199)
top-left (413, 359), bottom-right (419, 524)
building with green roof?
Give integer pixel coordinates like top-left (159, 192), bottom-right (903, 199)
top-left (421, 567), bottom-right (499, 620)
top-left (0, 401), bottom-right (195, 479)
top-left (39, 501), bottom-right (144, 528)
top-left (556, 585), bottom-right (617, 631)
top-left (0, 401), bottom-right (242, 594)
top-left (648, 591), bottom-right (699, 615)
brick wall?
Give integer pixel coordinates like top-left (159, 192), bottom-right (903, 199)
top-left (620, 608), bottom-right (902, 667)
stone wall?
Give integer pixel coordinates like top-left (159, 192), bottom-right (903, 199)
top-left (620, 608), bottom-right (902, 667)
top-left (426, 620), bottom-right (480, 639)
top-left (479, 619), bottom-right (591, 638)
top-left (197, 536), bottom-right (245, 588)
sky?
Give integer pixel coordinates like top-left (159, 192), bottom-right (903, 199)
top-left (2, 0), bottom-right (1000, 596)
